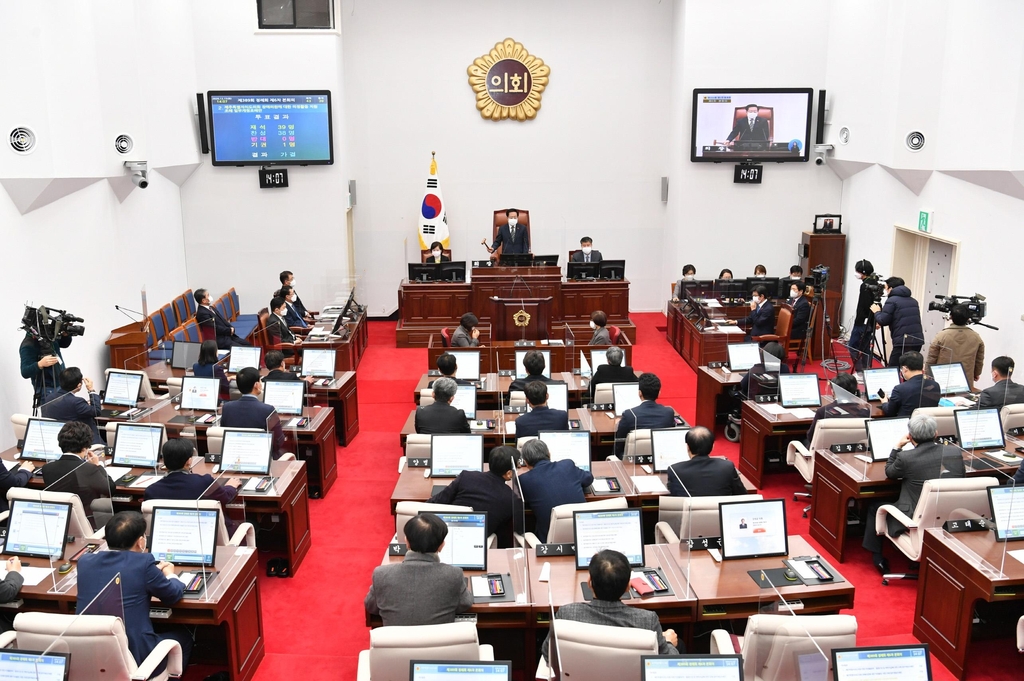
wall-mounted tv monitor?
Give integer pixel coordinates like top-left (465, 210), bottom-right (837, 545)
top-left (208, 91), bottom-right (333, 166)
top-left (691, 88), bottom-right (814, 163)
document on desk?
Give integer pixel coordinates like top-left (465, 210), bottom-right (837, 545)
top-left (103, 466), bottom-right (133, 482)
top-left (1009, 549), bottom-right (1024, 567)
top-left (788, 408), bottom-right (818, 420)
top-left (716, 325), bottom-right (745, 334)
top-left (129, 475), bottom-right (162, 489)
top-left (759, 403), bottom-right (789, 415)
top-left (704, 299), bottom-right (723, 308)
top-left (0, 567), bottom-right (55, 587)
top-left (630, 476), bottom-right (667, 494)
top-left (2, 460), bottom-right (18, 472)
top-left (470, 576), bottom-right (492, 598)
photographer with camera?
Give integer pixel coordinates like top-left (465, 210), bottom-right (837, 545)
top-left (848, 260), bottom-right (880, 371)
top-left (870, 277), bottom-right (924, 367)
top-left (925, 305), bottom-right (985, 391)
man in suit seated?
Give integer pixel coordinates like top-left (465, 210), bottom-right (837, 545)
top-left (221, 367), bottom-right (286, 458)
top-left (263, 350), bottom-right (302, 384)
top-left (425, 241), bottom-right (450, 264)
top-left (880, 351), bottom-right (940, 418)
top-left (514, 382), bottom-right (569, 438)
top-left (429, 446), bottom-right (516, 548)
top-left (787, 282), bottom-right (812, 344)
top-left (76, 511), bottom-right (192, 674)
top-left (450, 312), bottom-right (480, 347)
top-left (722, 284), bottom-right (775, 340)
top-left (194, 288), bottom-right (249, 349)
top-left (279, 270), bottom-right (312, 319)
top-left (590, 346), bottom-right (637, 402)
top-left (428, 352), bottom-right (474, 388)
top-left (805, 373), bottom-right (872, 444)
top-left (862, 414), bottom-right (965, 574)
top-left (614, 373), bottom-right (676, 457)
top-left (979, 356), bottom-right (1024, 410)
top-left (414, 377), bottom-right (470, 435)
top-left (738, 341), bottom-right (790, 400)
top-left (484, 208), bottom-right (530, 256)
top-left (41, 367), bottom-right (103, 444)
top-left (518, 439), bottom-right (594, 543)
top-left (509, 350), bottom-right (555, 393)
top-left (41, 422), bottom-right (116, 529)
top-left (570, 236), bottom-right (603, 263)
top-left (278, 285), bottom-right (308, 329)
top-left (541, 550), bottom-right (679, 661)
top-left (364, 512), bottom-right (473, 626)
top-left (667, 427), bottom-right (745, 497)
top-left (726, 103), bottom-right (770, 144)
top-left (144, 439), bottom-right (242, 533)
top-left (267, 296), bottom-right (300, 358)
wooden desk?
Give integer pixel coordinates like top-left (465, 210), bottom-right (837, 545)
top-left (695, 367), bottom-right (743, 429)
top-left (302, 309), bottom-right (368, 372)
top-left (665, 303), bottom-right (752, 372)
top-left (412, 372), bottom-right (591, 409)
top-left (738, 400), bottom-right (824, 489)
top-left (397, 408), bottom-right (591, 451)
top-left (426, 340), bottom-right (633, 376)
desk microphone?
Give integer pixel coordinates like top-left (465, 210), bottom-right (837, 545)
top-left (115, 305), bottom-right (144, 323)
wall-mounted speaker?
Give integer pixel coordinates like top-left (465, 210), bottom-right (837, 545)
top-left (815, 89), bottom-right (827, 145)
top-left (114, 134), bottom-right (134, 154)
top-left (349, 180), bottom-right (357, 206)
top-left (905, 130), bottom-right (925, 152)
top-left (9, 127), bottom-right (37, 154)
top-left (661, 176), bottom-right (669, 203)
top-left (196, 93), bottom-right (210, 155)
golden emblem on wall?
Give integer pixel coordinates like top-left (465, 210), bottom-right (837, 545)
top-left (467, 38), bottom-right (550, 121)
top-left (513, 309), bottom-right (532, 327)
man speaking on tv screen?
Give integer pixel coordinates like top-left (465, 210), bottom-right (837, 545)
top-left (727, 104), bottom-right (770, 144)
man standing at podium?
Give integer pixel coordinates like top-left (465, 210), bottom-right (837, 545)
top-left (483, 209), bottom-right (530, 256)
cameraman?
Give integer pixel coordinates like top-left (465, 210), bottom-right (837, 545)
top-left (19, 330), bottom-right (72, 407)
top-left (848, 260), bottom-right (877, 371)
top-left (871, 277), bottom-right (924, 367)
top-left (926, 305), bottom-right (985, 391)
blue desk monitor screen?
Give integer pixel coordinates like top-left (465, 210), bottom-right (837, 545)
top-left (149, 507), bottom-right (219, 567)
top-left (988, 486), bottom-right (1024, 542)
top-left (652, 427), bottom-right (690, 472)
top-left (0, 650), bottom-right (71, 681)
top-left (515, 350), bottom-right (551, 379)
top-left (641, 655), bottom-right (743, 681)
top-left (3, 500), bottom-right (72, 560)
top-left (540, 430), bottom-right (591, 472)
top-left (430, 434), bottom-right (484, 478)
top-left (301, 348), bottom-right (336, 378)
top-left (727, 343), bottom-right (761, 371)
top-left (104, 370), bottom-right (143, 407)
top-left (112, 423), bottom-right (164, 468)
top-left (863, 367), bottom-right (901, 402)
top-left (220, 430), bottom-right (273, 475)
top-left (410, 662), bottom-right (512, 681)
top-left (573, 508), bottom-right (644, 568)
top-left (228, 346), bottom-right (262, 374)
top-left (930, 363), bottom-right (970, 395)
top-left (434, 512), bottom-right (488, 571)
top-left (719, 498), bottom-right (788, 560)
top-left (451, 384), bottom-right (477, 420)
top-left (171, 341), bottom-right (202, 370)
top-left (448, 350), bottom-right (481, 381)
top-left (779, 373), bottom-right (822, 408)
top-left (180, 377), bottom-right (220, 411)
top-left (832, 645), bottom-right (931, 681)
top-left (20, 418), bottom-right (67, 462)
top-left (954, 408), bottom-right (1005, 450)
top-left (207, 91), bottom-right (333, 166)
top-left (263, 380), bottom-right (305, 416)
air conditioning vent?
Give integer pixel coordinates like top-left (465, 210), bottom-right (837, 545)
top-left (9, 127), bottom-right (36, 154)
top-left (838, 126), bottom-right (851, 145)
top-left (114, 134), bottom-right (134, 154)
top-left (905, 130), bottom-right (925, 152)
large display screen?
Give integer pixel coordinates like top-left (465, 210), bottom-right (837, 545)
top-left (691, 88), bottom-right (813, 162)
top-left (208, 91), bottom-right (333, 166)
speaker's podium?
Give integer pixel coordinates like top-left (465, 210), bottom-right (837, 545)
top-left (489, 296), bottom-right (553, 342)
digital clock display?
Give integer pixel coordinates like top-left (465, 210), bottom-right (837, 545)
top-left (734, 164), bottom-right (763, 184)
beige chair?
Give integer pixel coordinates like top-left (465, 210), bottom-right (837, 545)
top-left (510, 390), bottom-right (527, 408)
top-left (4, 488), bottom-right (103, 539)
top-left (141, 498), bottom-right (255, 548)
top-left (405, 434), bottom-right (432, 460)
top-left (419, 388), bottom-right (435, 406)
top-left (711, 613), bottom-right (857, 681)
top-left (593, 384), bottom-right (614, 405)
top-left (623, 429), bottom-right (652, 460)
top-left (1017, 615), bottom-right (1024, 653)
top-left (1001, 403), bottom-right (1024, 432)
top-left (655, 494), bottom-right (763, 544)
top-left (9, 414), bottom-right (33, 441)
top-left (876, 476), bottom-right (998, 584)
top-left (394, 501), bottom-right (472, 543)
top-left (516, 436), bottom-right (538, 449)
top-left (356, 622), bottom-right (493, 681)
top-left (536, 619), bottom-right (658, 681)
top-left (104, 367), bottom-right (157, 400)
top-left (910, 407), bottom-right (956, 438)
top-left (166, 376), bottom-right (183, 398)
top-left (786, 417), bottom-right (869, 517)
top-left (519, 497), bottom-right (628, 548)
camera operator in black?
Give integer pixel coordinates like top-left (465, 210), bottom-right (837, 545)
top-left (848, 259), bottom-right (878, 372)
top-left (20, 332), bottom-right (72, 407)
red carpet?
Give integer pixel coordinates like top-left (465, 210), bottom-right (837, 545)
top-left (191, 314), bottom-right (1021, 680)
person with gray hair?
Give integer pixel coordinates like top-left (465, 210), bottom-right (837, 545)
top-left (862, 413), bottom-right (965, 574)
top-left (518, 439), bottom-right (594, 542)
top-left (589, 345), bottom-right (638, 401)
top-left (414, 377), bottom-right (470, 434)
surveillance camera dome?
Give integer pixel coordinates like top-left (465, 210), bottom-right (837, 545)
top-left (814, 155), bottom-right (826, 166)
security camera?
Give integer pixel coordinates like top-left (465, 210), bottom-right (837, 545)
top-left (131, 171), bottom-right (148, 188)
top-left (123, 161), bottom-right (149, 189)
top-left (814, 144), bottom-right (833, 166)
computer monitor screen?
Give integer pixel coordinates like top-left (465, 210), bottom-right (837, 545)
top-left (438, 261), bottom-right (467, 282)
top-left (263, 380), bottom-right (305, 416)
top-left (988, 486), bottom-right (1024, 542)
top-left (613, 382), bottom-right (643, 417)
top-left (641, 655), bottom-right (743, 681)
top-left (149, 507), bottom-right (218, 566)
top-left (779, 373), bottom-right (822, 408)
top-left (180, 376), bottom-right (220, 411)
top-left (411, 661), bottom-right (512, 681)
top-left (112, 423), bottom-right (164, 468)
top-left (104, 370), bottom-right (143, 407)
top-left (567, 262), bottom-right (601, 280)
top-left (435, 512), bottom-right (488, 571)
top-left (227, 346), bottom-right (262, 373)
top-left (447, 350), bottom-right (481, 381)
top-left (515, 350), bottom-right (551, 379)
top-left (301, 348), bottom-right (336, 377)
top-left (652, 428), bottom-right (690, 472)
top-left (530, 381), bottom-right (568, 413)
top-left (408, 263), bottom-right (439, 282)
top-left (955, 408), bottom-right (1005, 450)
top-left (599, 259), bottom-right (625, 280)
top-left (539, 430), bottom-right (591, 472)
top-left (691, 88), bottom-right (814, 163)
top-left (865, 417), bottom-right (910, 461)
top-left (430, 434), bottom-right (484, 478)
top-left (220, 430), bottom-right (273, 475)
top-left (930, 363), bottom-right (970, 395)
top-left (451, 384), bottom-right (477, 420)
top-left (863, 367), bottom-right (901, 402)
top-left (727, 343), bottom-right (761, 371)
top-left (590, 349), bottom-right (609, 369)
top-left (20, 418), bottom-right (67, 462)
top-left (171, 341), bottom-right (202, 370)
top-left (573, 508), bottom-right (644, 569)
top-left (0, 650), bottom-right (72, 681)
top-left (3, 500), bottom-right (72, 560)
top-left (832, 645), bottom-right (931, 681)
top-left (207, 90), bottom-right (333, 166)
top-left (719, 498), bottom-right (788, 560)
top-left (748, 276), bottom-right (782, 299)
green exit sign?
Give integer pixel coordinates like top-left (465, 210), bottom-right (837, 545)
top-left (918, 210), bottom-right (932, 232)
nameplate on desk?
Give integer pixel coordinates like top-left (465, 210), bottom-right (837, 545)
top-left (588, 403), bottom-right (613, 411)
top-left (830, 443), bottom-right (867, 454)
top-left (503, 406), bottom-right (527, 414)
top-left (388, 542), bottom-right (408, 556)
top-left (754, 394), bottom-right (779, 403)
top-left (535, 543), bottom-right (575, 557)
top-left (685, 536), bottom-right (723, 550)
top-left (943, 518), bottom-right (990, 534)
top-left (708, 361), bottom-right (725, 369)
top-left (937, 435), bottom-right (959, 446)
top-left (1009, 427), bottom-right (1024, 437)
top-left (472, 260), bottom-right (493, 268)
top-left (407, 457), bottom-right (430, 468)
top-left (624, 454), bottom-right (653, 465)
top-left (498, 370), bottom-right (514, 377)
top-left (427, 370), bottom-right (441, 376)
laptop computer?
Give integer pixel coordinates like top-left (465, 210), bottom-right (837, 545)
top-left (0, 649), bottom-right (71, 681)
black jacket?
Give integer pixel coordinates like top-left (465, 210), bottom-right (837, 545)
top-left (196, 305), bottom-right (233, 340)
top-left (514, 406), bottom-right (570, 439)
top-left (978, 379), bottom-right (1024, 410)
top-left (739, 301), bottom-right (775, 338)
top-left (873, 286), bottom-right (924, 348)
top-left (667, 456), bottom-right (745, 497)
top-left (854, 279), bottom-right (878, 326)
top-left (789, 296), bottom-right (811, 342)
top-left (614, 401), bottom-right (675, 456)
top-left (41, 389), bottom-right (103, 444)
top-left (571, 250), bottom-right (603, 263)
top-left (40, 454), bottom-right (116, 527)
top-left (590, 365), bottom-right (638, 401)
top-left (414, 401), bottom-right (470, 435)
top-left (727, 115), bottom-right (770, 142)
top-left (429, 470), bottom-right (515, 547)
top-left (509, 374), bottom-right (556, 394)
top-left (490, 223), bottom-right (530, 255)
top-left (881, 373), bottom-right (940, 418)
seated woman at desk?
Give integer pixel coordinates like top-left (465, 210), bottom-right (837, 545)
top-left (719, 268), bottom-right (734, 280)
top-left (753, 264), bottom-right (767, 276)
top-left (589, 310), bottom-right (612, 345)
top-left (450, 312), bottom-right (480, 347)
top-left (193, 340), bottom-right (230, 401)
top-left (737, 341), bottom-right (790, 399)
top-left (425, 241), bottom-right (449, 264)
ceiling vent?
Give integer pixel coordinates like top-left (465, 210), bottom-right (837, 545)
top-left (9, 127), bottom-right (36, 154)
top-left (905, 130), bottom-right (926, 152)
top-left (838, 126), bottom-right (851, 145)
top-left (114, 134), bottom-right (134, 154)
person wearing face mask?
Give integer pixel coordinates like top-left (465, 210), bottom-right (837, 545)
top-left (753, 264), bottom-right (767, 277)
top-left (718, 268), bottom-right (734, 280)
top-left (277, 285), bottom-right (308, 329)
top-left (571, 236), bottom-right (603, 264)
top-left (588, 310), bottom-right (612, 345)
top-left (279, 270), bottom-right (312, 320)
top-left (722, 284), bottom-right (775, 340)
top-left (871, 276), bottom-right (924, 366)
top-left (879, 351), bottom-right (940, 417)
top-left (979, 357), bottom-right (1024, 410)
top-left (788, 283), bottom-right (811, 344)
top-left (726, 104), bottom-right (770, 145)
top-left (482, 208), bottom-right (530, 256)
top-left (672, 264), bottom-right (698, 301)
top-left (267, 296), bottom-right (301, 358)
top-left (425, 241), bottom-right (450, 264)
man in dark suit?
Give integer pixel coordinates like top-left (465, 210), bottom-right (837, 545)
top-left (425, 241), bottom-right (451, 264)
top-left (570, 236), bottom-right (603, 263)
top-left (263, 350), bottom-right (302, 384)
top-left (267, 296), bottom-right (300, 358)
top-left (278, 285), bottom-right (308, 329)
top-left (41, 367), bottom-right (103, 444)
top-left (667, 427), bottom-right (745, 497)
top-left (515, 382), bottom-right (570, 438)
top-left (280, 270), bottom-right (312, 319)
top-left (144, 439), bottom-right (241, 505)
top-left (863, 414), bottom-right (965, 573)
top-left (429, 446), bottom-right (516, 547)
top-left (220, 367), bottom-right (286, 458)
top-left (509, 350), bottom-right (555, 393)
top-left (518, 440), bottom-right (594, 543)
top-left (0, 457), bottom-right (33, 515)
top-left (614, 373), bottom-right (676, 456)
top-left (76, 511), bottom-right (192, 674)
top-left (484, 209), bottom-right (530, 255)
top-left (724, 285), bottom-right (775, 340)
top-left (880, 351), bottom-right (940, 418)
top-left (979, 356), bottom-right (1024, 410)
top-left (738, 341), bottom-right (791, 399)
top-left (787, 282), bottom-right (812, 343)
top-left (41, 422), bottom-right (116, 529)
top-left (415, 377), bottom-right (470, 435)
top-left (194, 288), bottom-right (249, 349)
top-left (427, 352), bottom-right (475, 388)
top-left (805, 373), bottom-right (872, 444)
top-left (726, 104), bottom-right (770, 143)
top-left (590, 346), bottom-right (637, 401)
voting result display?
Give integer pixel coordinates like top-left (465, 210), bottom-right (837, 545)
top-left (719, 498), bottom-right (788, 560)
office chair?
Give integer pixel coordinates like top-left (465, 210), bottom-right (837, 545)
top-left (440, 328), bottom-right (451, 347)
top-left (623, 429), bottom-right (652, 461)
top-left (490, 208), bottom-right (531, 260)
top-left (141, 499), bottom-right (256, 548)
top-left (1001, 403), bottom-right (1024, 432)
top-left (357, 622), bottom-right (493, 681)
top-left (517, 497), bottom-right (628, 548)
top-left (608, 325), bottom-right (622, 345)
top-left (655, 494), bottom-right (763, 544)
top-left (9, 414), bottom-right (34, 441)
top-left (536, 620), bottom-right (658, 681)
top-left (593, 383), bottom-right (615, 405)
top-left (752, 304), bottom-right (793, 350)
top-left (1017, 615), bottom-right (1024, 653)
top-left (786, 417), bottom-right (868, 517)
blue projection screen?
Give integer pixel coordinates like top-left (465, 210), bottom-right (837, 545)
top-left (208, 91), bottom-right (333, 166)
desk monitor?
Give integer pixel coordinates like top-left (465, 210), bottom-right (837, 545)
top-left (590, 349), bottom-right (609, 370)
top-left (451, 384), bottom-right (477, 420)
top-left (929, 362), bottom-right (970, 396)
top-left (0, 650), bottom-right (72, 681)
top-left (220, 430), bottom-right (273, 475)
top-left (652, 427), bottom-right (690, 472)
top-left (779, 373), bottom-right (822, 408)
top-left (179, 376), bottom-right (220, 411)
top-left (329, 309), bottom-right (350, 337)
top-left (430, 434), bottom-right (484, 478)
top-left (149, 506), bottom-right (218, 567)
top-left (227, 346), bottom-right (261, 374)
top-left (447, 350), bottom-right (481, 381)
top-left (435, 512), bottom-right (488, 571)
top-left (515, 350), bottom-right (551, 379)
top-left (411, 662), bottom-right (512, 681)
top-left (567, 262), bottom-right (600, 280)
top-left (599, 259), bottom-right (625, 281)
top-left (747, 276), bottom-right (781, 299)
top-left (865, 416), bottom-right (910, 461)
top-left (727, 343), bottom-right (761, 371)
top-left (681, 279), bottom-right (714, 298)
top-left (263, 380), bottom-right (305, 416)
top-left (832, 644), bottom-right (931, 681)
top-left (104, 370), bottom-right (143, 408)
top-left (641, 655), bottom-right (743, 681)
top-left (613, 382), bottom-right (643, 417)
top-left (955, 408), bottom-right (1005, 451)
top-left (574, 508), bottom-right (644, 569)
top-left (530, 381), bottom-right (568, 413)
top-left (539, 430), bottom-right (591, 472)
top-left (499, 253), bottom-right (532, 267)
top-left (408, 262), bottom-right (439, 282)
top-left (3, 500), bottom-right (72, 560)
top-left (301, 348), bottom-right (336, 378)
top-left (438, 261), bottom-right (467, 282)
top-left (714, 278), bottom-right (747, 299)
top-left (171, 341), bottom-right (202, 370)
top-left (988, 486), bottom-right (1024, 542)
top-left (20, 418), bottom-right (67, 462)
top-left (863, 367), bottom-right (901, 402)
top-left (533, 254), bottom-right (559, 266)
top-left (719, 498), bottom-right (788, 560)
top-left (338, 289), bottom-right (357, 321)
top-left (112, 423), bottom-right (165, 468)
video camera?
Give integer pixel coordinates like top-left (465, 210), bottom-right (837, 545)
top-left (20, 305), bottom-right (86, 345)
top-left (927, 294), bottom-right (995, 329)
top-left (809, 264), bottom-right (830, 292)
top-left (862, 273), bottom-right (885, 304)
